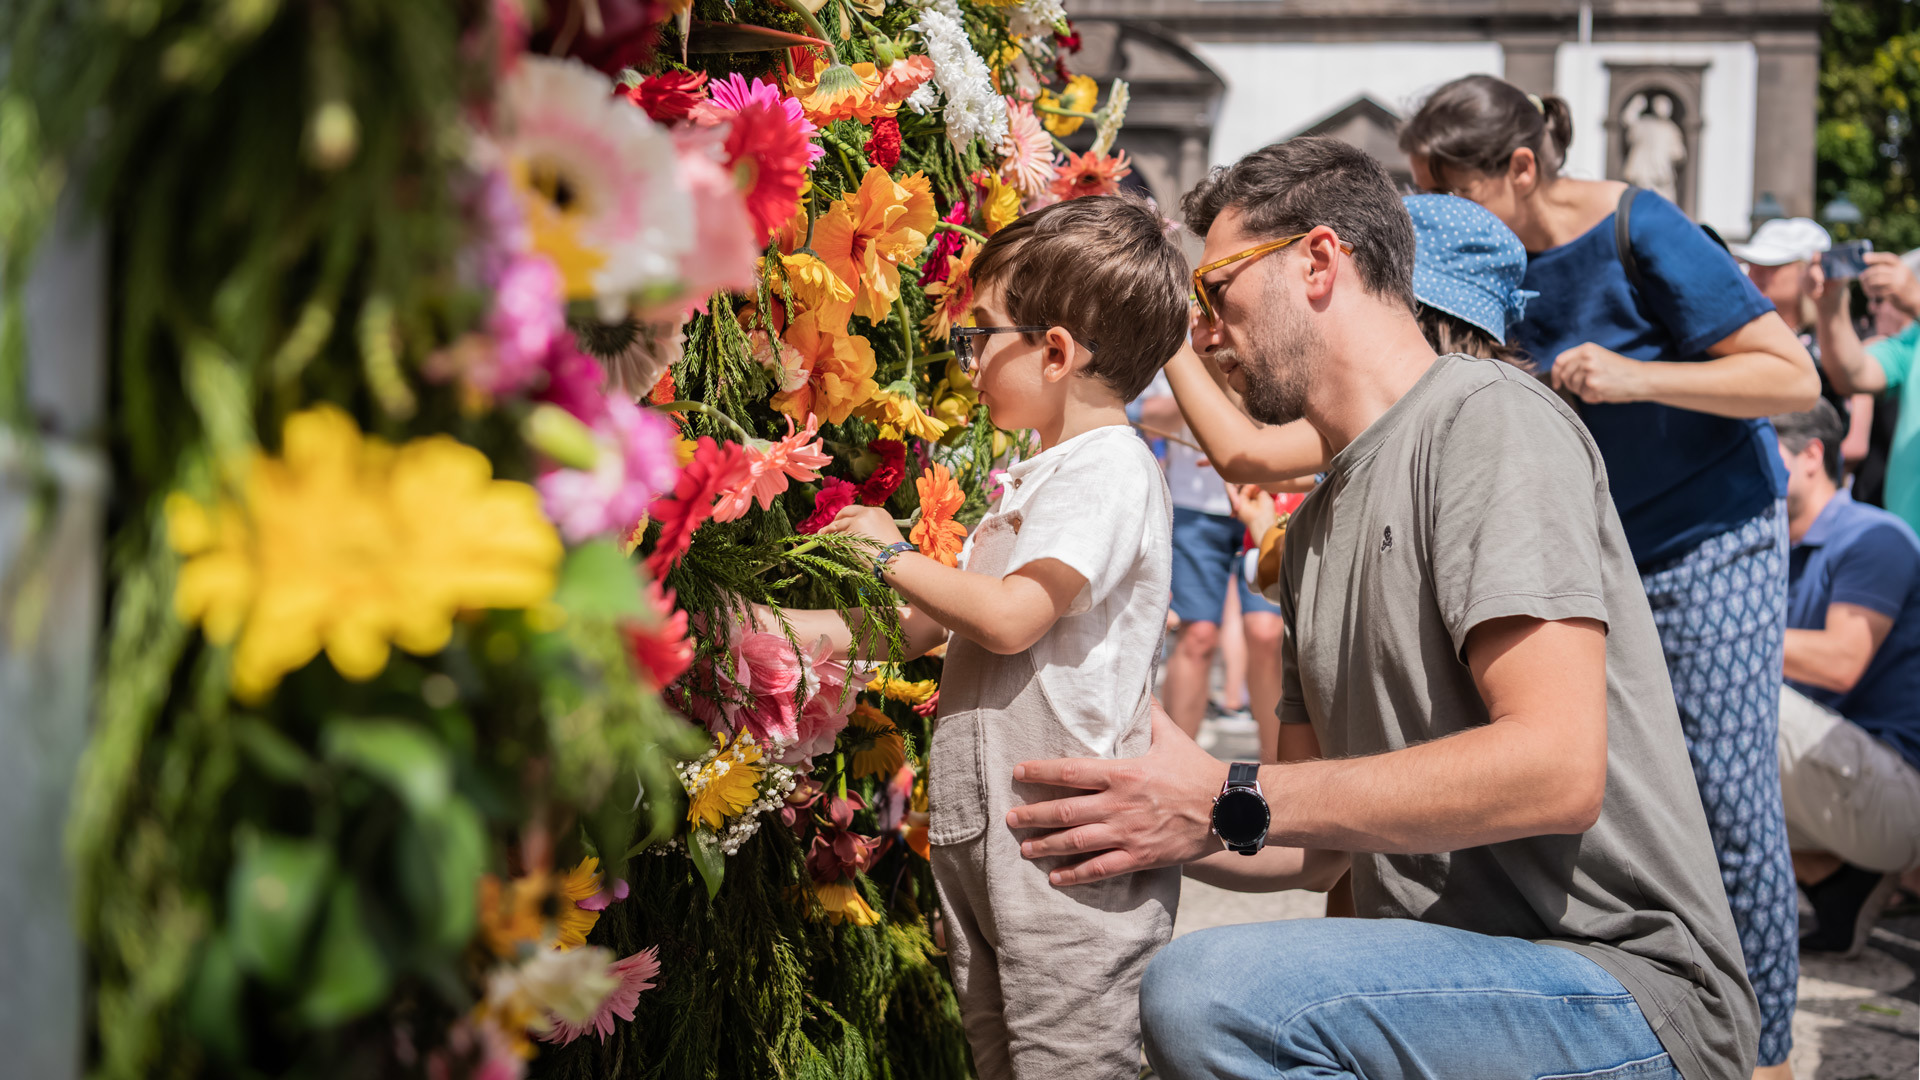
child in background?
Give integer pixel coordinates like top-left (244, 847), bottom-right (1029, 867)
top-left (775, 194), bottom-right (1191, 1079)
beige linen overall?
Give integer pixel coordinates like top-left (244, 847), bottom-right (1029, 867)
top-left (927, 507), bottom-right (1180, 1080)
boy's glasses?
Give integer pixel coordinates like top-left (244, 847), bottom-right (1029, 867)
top-left (951, 325), bottom-right (1097, 374)
top-left (1191, 232), bottom-right (1354, 324)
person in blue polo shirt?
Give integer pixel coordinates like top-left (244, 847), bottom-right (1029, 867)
top-left (1772, 400), bottom-right (1920, 958)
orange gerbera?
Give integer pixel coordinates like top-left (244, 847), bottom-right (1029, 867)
top-left (814, 167), bottom-right (938, 321)
top-left (787, 60), bottom-right (888, 125)
top-left (921, 240), bottom-right (981, 341)
top-left (910, 463), bottom-right (967, 567)
top-left (1050, 149), bottom-right (1133, 201)
top-left (848, 704), bottom-right (907, 780)
top-left (773, 311), bottom-right (879, 424)
top-left (554, 856), bottom-right (604, 950)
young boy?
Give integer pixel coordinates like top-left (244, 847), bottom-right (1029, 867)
top-left (787, 194), bottom-right (1191, 1078)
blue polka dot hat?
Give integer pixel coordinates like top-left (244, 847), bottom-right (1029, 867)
top-left (1403, 193), bottom-right (1538, 344)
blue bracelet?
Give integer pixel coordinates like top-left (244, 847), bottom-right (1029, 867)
top-left (873, 541), bottom-right (916, 583)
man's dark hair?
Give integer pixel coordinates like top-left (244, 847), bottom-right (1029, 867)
top-left (1180, 136), bottom-right (1418, 314)
top-left (1773, 399), bottom-right (1846, 483)
top-left (969, 193), bottom-right (1188, 401)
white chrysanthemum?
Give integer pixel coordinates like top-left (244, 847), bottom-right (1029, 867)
top-left (1009, 0), bottom-right (1067, 42)
top-left (495, 56), bottom-right (694, 320)
top-left (910, 6), bottom-right (1009, 149)
top-left (906, 81), bottom-right (941, 116)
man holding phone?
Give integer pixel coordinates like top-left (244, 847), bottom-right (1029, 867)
top-left (1814, 245), bottom-right (1920, 535)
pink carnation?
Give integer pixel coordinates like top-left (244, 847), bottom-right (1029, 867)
top-left (537, 396), bottom-right (680, 542)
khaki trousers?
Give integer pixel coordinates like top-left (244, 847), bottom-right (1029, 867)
top-left (928, 632), bottom-right (1178, 1080)
top-left (1778, 684), bottom-right (1920, 872)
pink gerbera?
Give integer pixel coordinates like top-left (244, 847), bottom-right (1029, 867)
top-left (541, 947), bottom-right (661, 1046)
top-left (999, 100), bottom-right (1056, 198)
top-left (722, 97), bottom-right (818, 246)
top-left (705, 73), bottom-right (825, 164)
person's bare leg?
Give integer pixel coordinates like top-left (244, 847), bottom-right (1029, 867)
top-left (1163, 620), bottom-right (1222, 738)
top-left (1219, 588), bottom-right (1248, 713)
top-left (1793, 850), bottom-right (1844, 886)
top-left (1243, 611), bottom-right (1285, 762)
top-left (1751, 1063), bottom-right (1793, 1080)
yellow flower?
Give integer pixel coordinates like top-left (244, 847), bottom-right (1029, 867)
top-left (868, 670), bottom-right (939, 705)
top-left (921, 240), bottom-right (981, 342)
top-left (849, 705), bottom-right (907, 780)
top-left (930, 359), bottom-right (980, 432)
top-left (776, 251), bottom-right (856, 333)
top-left (977, 171), bottom-right (1022, 235)
top-left (477, 872), bottom-right (550, 959)
top-left (815, 167), bottom-right (938, 321)
top-left (554, 856), bottom-right (603, 950)
top-left (787, 61), bottom-right (888, 125)
top-left (168, 405), bottom-right (562, 702)
top-left (1038, 75), bottom-right (1099, 137)
top-left (812, 880), bottom-right (882, 925)
top-left (685, 732), bottom-right (766, 831)
top-left (857, 381), bottom-right (949, 442)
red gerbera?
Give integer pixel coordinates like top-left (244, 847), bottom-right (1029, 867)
top-left (724, 97), bottom-right (815, 245)
top-left (647, 437), bottom-right (752, 578)
top-left (797, 477), bottom-right (859, 534)
top-left (1050, 149), bottom-right (1132, 201)
top-left (625, 581), bottom-right (694, 689)
top-left (864, 116), bottom-right (902, 172)
top-left (621, 70), bottom-right (709, 125)
top-left (858, 439), bottom-right (907, 505)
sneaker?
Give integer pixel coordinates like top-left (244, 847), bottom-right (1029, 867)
top-left (1801, 863), bottom-right (1900, 958)
top-left (1207, 701), bottom-right (1257, 732)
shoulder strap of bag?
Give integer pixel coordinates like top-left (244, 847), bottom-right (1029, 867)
top-left (1614, 184), bottom-right (1645, 295)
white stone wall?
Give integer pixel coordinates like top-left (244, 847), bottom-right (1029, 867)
top-left (1187, 41), bottom-right (1506, 170)
top-left (1554, 41), bottom-right (1759, 240)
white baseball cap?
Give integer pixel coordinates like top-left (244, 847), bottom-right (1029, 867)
top-left (1730, 217), bottom-right (1833, 266)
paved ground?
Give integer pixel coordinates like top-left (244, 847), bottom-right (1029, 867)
top-left (1175, 716), bottom-right (1920, 1079)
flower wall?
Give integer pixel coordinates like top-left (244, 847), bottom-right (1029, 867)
top-left (2, 0), bottom-right (1132, 1077)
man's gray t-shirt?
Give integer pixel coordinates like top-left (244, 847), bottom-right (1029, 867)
top-left (1272, 355), bottom-right (1759, 1080)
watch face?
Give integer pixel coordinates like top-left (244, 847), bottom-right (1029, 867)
top-left (1212, 788), bottom-right (1270, 846)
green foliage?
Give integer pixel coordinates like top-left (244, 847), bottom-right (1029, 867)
top-left (1819, 0), bottom-right (1920, 249)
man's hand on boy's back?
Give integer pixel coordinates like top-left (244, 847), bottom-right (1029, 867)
top-left (822, 505), bottom-right (908, 547)
top-left (1005, 704), bottom-right (1229, 885)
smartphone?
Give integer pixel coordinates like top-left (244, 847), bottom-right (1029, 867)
top-left (1823, 239), bottom-right (1875, 280)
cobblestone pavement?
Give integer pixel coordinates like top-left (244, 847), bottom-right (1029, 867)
top-left (1173, 716), bottom-right (1920, 1079)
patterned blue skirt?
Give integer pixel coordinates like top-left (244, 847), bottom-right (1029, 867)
top-left (1640, 501), bottom-right (1796, 1066)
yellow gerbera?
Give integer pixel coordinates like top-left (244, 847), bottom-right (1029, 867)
top-left (554, 856), bottom-right (604, 950)
top-left (857, 381), bottom-right (950, 442)
top-left (848, 705), bottom-right (907, 780)
top-left (814, 167), bottom-right (938, 321)
top-left (685, 733), bottom-right (766, 831)
top-left (477, 872), bottom-right (550, 959)
top-left (977, 171), bottom-right (1023, 235)
top-left (1038, 75), bottom-right (1099, 137)
top-left (167, 405), bottom-right (562, 702)
top-left (867, 671), bottom-right (939, 705)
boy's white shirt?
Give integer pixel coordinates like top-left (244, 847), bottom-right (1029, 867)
top-left (956, 424), bottom-right (1172, 758)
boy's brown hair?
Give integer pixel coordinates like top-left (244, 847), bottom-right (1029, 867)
top-left (967, 193), bottom-right (1189, 401)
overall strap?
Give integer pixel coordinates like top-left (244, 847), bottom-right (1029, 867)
top-left (1614, 185), bottom-right (1645, 296)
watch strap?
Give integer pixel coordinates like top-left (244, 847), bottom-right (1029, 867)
top-left (872, 541), bottom-right (916, 583)
top-left (1227, 761), bottom-right (1260, 788)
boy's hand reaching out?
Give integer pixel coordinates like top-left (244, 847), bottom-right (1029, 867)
top-left (822, 504), bottom-right (908, 547)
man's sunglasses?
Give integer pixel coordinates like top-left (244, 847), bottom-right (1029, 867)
top-left (950, 326), bottom-right (1097, 374)
top-left (1191, 232), bottom-right (1354, 324)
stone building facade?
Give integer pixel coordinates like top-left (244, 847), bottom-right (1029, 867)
top-left (1063, 0), bottom-right (1822, 242)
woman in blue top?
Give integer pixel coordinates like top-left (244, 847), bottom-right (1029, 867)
top-left (1401, 75), bottom-right (1820, 1080)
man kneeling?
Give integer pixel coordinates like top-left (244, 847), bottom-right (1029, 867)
top-left (1004, 139), bottom-right (1759, 1080)
top-left (1774, 401), bottom-right (1920, 956)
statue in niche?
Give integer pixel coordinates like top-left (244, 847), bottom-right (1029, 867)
top-left (1622, 92), bottom-right (1686, 204)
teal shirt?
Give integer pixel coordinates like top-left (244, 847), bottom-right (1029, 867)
top-left (1870, 321), bottom-right (1920, 535)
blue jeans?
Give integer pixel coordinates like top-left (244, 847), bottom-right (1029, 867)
top-left (1140, 919), bottom-right (1680, 1080)
top-left (1171, 506), bottom-right (1284, 623)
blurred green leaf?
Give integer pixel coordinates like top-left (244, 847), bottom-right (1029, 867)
top-left (322, 718), bottom-right (450, 814)
top-left (299, 881), bottom-right (390, 1026)
top-left (229, 832), bottom-right (333, 986)
top-left (232, 717), bottom-right (316, 786)
top-left (185, 932), bottom-right (245, 1062)
top-left (553, 539), bottom-right (646, 620)
top-left (690, 830), bottom-right (725, 900)
top-left (396, 798), bottom-right (486, 952)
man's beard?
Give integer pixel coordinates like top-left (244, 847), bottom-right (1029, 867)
top-left (1218, 290), bottom-right (1320, 426)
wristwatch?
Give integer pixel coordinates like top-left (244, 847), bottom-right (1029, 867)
top-left (873, 541), bottom-right (917, 583)
top-left (1210, 762), bottom-right (1271, 856)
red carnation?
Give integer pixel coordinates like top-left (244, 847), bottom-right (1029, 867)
top-left (864, 116), bottom-right (902, 172)
top-left (646, 436), bottom-right (752, 578)
top-left (1055, 24), bottom-right (1082, 52)
top-left (858, 439), bottom-right (907, 505)
top-left (624, 582), bottom-right (694, 689)
top-left (620, 70), bottom-right (710, 125)
top-left (797, 477), bottom-right (859, 534)
top-left (919, 200), bottom-right (970, 286)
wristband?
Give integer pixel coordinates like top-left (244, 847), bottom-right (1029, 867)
top-left (873, 541), bottom-right (916, 583)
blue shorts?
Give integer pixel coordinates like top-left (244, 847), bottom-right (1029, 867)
top-left (1170, 506), bottom-right (1283, 624)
